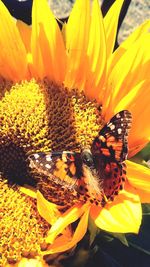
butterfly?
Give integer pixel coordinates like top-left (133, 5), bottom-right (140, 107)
top-left (28, 110), bottom-right (132, 209)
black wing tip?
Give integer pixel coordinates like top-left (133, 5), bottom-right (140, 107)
top-left (110, 110), bottom-right (132, 124)
top-left (117, 110), bottom-right (132, 118)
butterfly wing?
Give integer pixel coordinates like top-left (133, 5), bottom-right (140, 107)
top-left (92, 110), bottom-right (132, 202)
top-left (92, 110), bottom-right (132, 162)
top-left (28, 151), bottom-right (81, 209)
top-left (28, 151), bottom-right (103, 208)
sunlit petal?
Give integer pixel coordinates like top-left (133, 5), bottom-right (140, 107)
top-left (103, 33), bottom-right (150, 120)
top-left (104, 0), bottom-right (123, 57)
top-left (37, 191), bottom-right (60, 225)
top-left (43, 206), bottom-right (90, 254)
top-left (85, 0), bottom-right (106, 100)
top-left (90, 183), bottom-right (142, 233)
top-left (107, 20), bottom-right (150, 71)
top-left (20, 185), bottom-right (37, 199)
top-left (0, 1), bottom-right (27, 81)
top-left (46, 203), bottom-right (90, 244)
top-left (64, 0), bottom-right (90, 90)
top-left (31, 0), bottom-right (66, 81)
top-left (127, 160), bottom-right (150, 203)
top-left (16, 20), bottom-right (31, 53)
top-left (111, 79), bottom-right (150, 156)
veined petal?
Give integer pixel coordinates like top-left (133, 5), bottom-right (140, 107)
top-left (31, 0), bottom-right (66, 81)
top-left (46, 203), bottom-right (89, 244)
top-left (64, 0), bottom-right (90, 90)
top-left (16, 20), bottom-right (32, 79)
top-left (134, 190), bottom-right (150, 204)
top-left (20, 185), bottom-right (37, 199)
top-left (64, 0), bottom-right (107, 98)
top-left (37, 191), bottom-right (60, 225)
top-left (85, 0), bottom-right (107, 100)
top-left (108, 20), bottom-right (150, 71)
top-left (42, 206), bottom-right (90, 254)
top-left (119, 20), bottom-right (150, 50)
top-left (0, 1), bottom-right (27, 81)
top-left (113, 80), bottom-right (150, 156)
top-left (127, 160), bottom-right (150, 203)
top-left (103, 33), bottom-right (150, 121)
top-left (16, 20), bottom-right (31, 53)
top-left (104, 0), bottom-right (123, 57)
top-left (90, 183), bottom-right (142, 233)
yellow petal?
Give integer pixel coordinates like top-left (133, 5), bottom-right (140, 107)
top-left (0, 1), bottom-right (27, 81)
top-left (16, 258), bottom-right (49, 267)
top-left (103, 20), bottom-right (150, 111)
top-left (112, 80), bottom-right (150, 156)
top-left (104, 0), bottom-right (123, 57)
top-left (37, 191), bottom-right (60, 225)
top-left (31, 0), bottom-right (66, 81)
top-left (64, 0), bottom-right (90, 90)
top-left (20, 185), bottom-right (37, 198)
top-left (64, 0), bottom-right (106, 99)
top-left (16, 20), bottom-right (31, 53)
top-left (42, 206), bottom-right (90, 254)
top-left (127, 160), bottom-right (150, 203)
top-left (16, 20), bottom-right (33, 79)
top-left (90, 183), bottom-right (142, 233)
top-left (103, 33), bottom-right (150, 120)
top-left (107, 19), bottom-right (150, 72)
top-left (119, 19), bottom-right (150, 50)
top-left (46, 203), bottom-right (89, 244)
top-left (85, 0), bottom-right (107, 100)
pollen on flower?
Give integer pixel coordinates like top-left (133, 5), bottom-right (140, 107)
top-left (0, 179), bottom-right (50, 266)
top-left (0, 78), bottom-right (103, 264)
top-left (0, 78), bottom-right (102, 184)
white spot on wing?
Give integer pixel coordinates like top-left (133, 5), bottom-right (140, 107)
top-left (34, 153), bottom-right (40, 159)
top-left (45, 164), bottom-right (51, 169)
top-left (46, 154), bottom-right (52, 162)
top-left (108, 123), bottom-right (115, 130)
top-left (118, 128), bottom-right (122, 134)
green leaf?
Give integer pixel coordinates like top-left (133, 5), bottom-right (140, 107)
top-left (139, 142), bottom-right (150, 161)
top-left (130, 142), bottom-right (150, 169)
top-left (109, 233), bottom-right (129, 246)
top-left (96, 231), bottom-right (128, 246)
top-left (142, 204), bottom-right (150, 215)
top-left (88, 217), bottom-right (100, 245)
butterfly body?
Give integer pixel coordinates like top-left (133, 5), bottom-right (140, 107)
top-left (28, 110), bottom-right (132, 209)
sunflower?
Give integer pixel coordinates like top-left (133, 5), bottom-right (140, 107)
top-left (0, 0), bottom-right (150, 265)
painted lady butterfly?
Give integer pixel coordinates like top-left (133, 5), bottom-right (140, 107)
top-left (28, 110), bottom-right (132, 209)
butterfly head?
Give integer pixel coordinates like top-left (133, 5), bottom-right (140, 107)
top-left (81, 148), bottom-right (95, 168)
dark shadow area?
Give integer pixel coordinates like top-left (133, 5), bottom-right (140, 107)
top-left (1, 0), bottom-right (32, 25)
top-left (0, 141), bottom-right (36, 185)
